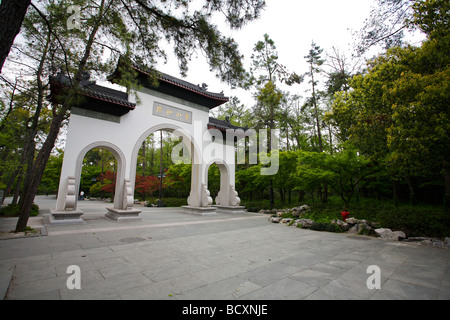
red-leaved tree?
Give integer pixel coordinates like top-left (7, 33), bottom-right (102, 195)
top-left (135, 175), bottom-right (159, 198)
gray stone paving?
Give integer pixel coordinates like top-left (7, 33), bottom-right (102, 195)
top-left (0, 196), bottom-right (449, 300)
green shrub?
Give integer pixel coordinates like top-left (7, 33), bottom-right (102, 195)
top-left (281, 211), bottom-right (295, 219)
top-left (0, 204), bottom-right (40, 217)
top-left (145, 197), bottom-right (188, 207)
top-left (296, 196), bottom-right (450, 238)
top-left (309, 222), bottom-right (343, 233)
top-left (375, 206), bottom-right (450, 238)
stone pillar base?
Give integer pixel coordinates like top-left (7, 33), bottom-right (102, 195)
top-left (105, 207), bottom-right (142, 222)
top-left (49, 210), bottom-right (85, 225)
top-left (182, 206), bottom-right (218, 216)
top-left (214, 205), bottom-right (247, 214)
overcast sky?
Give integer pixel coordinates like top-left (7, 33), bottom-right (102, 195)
top-left (151, 0), bottom-right (377, 108)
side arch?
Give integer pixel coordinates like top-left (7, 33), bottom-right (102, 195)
top-left (204, 159), bottom-right (236, 206)
top-left (56, 141), bottom-right (127, 211)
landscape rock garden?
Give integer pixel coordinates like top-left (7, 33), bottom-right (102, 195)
top-left (264, 205), bottom-right (450, 249)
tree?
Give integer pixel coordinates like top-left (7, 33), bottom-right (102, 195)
top-left (3, 0), bottom-right (266, 232)
top-left (135, 174), bottom-right (160, 199)
top-left (210, 96), bottom-right (252, 127)
top-left (409, 0), bottom-right (449, 40)
top-left (278, 94), bottom-right (315, 152)
top-left (249, 34), bottom-right (301, 208)
top-left (324, 46), bottom-right (362, 97)
top-left (165, 163), bottom-right (192, 198)
top-left (0, 0), bottom-right (32, 73)
top-left (304, 41), bottom-right (325, 153)
top-left (272, 151), bottom-right (298, 204)
top-left (295, 148), bottom-right (377, 206)
top-left (330, 0), bottom-right (450, 209)
top-left (236, 163), bottom-right (270, 201)
top-left (39, 151), bottom-right (63, 195)
top-left (354, 0), bottom-right (416, 55)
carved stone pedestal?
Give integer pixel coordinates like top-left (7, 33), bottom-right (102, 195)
top-left (104, 179), bottom-right (142, 222)
top-left (182, 206), bottom-right (218, 216)
top-left (105, 207), bottom-right (142, 222)
top-left (48, 210), bottom-right (85, 225)
top-left (214, 205), bottom-right (247, 214)
top-left (50, 176), bottom-right (85, 224)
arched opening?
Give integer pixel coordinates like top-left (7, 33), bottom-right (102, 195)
top-left (205, 161), bottom-right (231, 206)
top-left (73, 142), bottom-right (126, 211)
top-left (207, 163), bottom-right (221, 202)
top-left (80, 148), bottom-right (118, 202)
top-left (132, 125), bottom-right (197, 208)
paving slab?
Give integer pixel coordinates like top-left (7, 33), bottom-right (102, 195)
top-left (1, 195), bottom-right (450, 301)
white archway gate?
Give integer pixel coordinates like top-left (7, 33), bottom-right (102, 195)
top-left (49, 67), bottom-right (246, 224)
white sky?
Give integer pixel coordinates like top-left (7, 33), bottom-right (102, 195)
top-left (152, 0), bottom-right (377, 108)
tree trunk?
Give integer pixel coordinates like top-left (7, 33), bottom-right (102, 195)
top-left (406, 177), bottom-right (417, 206)
top-left (322, 183), bottom-right (328, 204)
top-left (280, 188), bottom-right (285, 203)
top-left (269, 179), bottom-right (274, 209)
top-left (392, 180), bottom-right (399, 207)
top-left (310, 69), bottom-right (323, 153)
top-left (12, 174), bottom-right (22, 205)
top-left (14, 0), bottom-right (106, 232)
top-left (298, 190), bottom-right (305, 202)
top-left (444, 173), bottom-right (450, 214)
top-left (0, 0), bottom-right (31, 73)
top-left (444, 160), bottom-right (450, 214)
top-left (15, 109), bottom-right (68, 232)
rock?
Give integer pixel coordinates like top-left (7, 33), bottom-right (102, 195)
top-left (269, 216), bottom-right (281, 223)
top-left (375, 228), bottom-right (406, 241)
top-left (430, 239), bottom-right (445, 248)
top-left (295, 219), bottom-right (314, 228)
top-left (281, 218), bottom-right (293, 224)
top-left (345, 217), bottom-right (359, 225)
top-left (291, 205), bottom-right (310, 217)
top-left (298, 205), bottom-right (310, 212)
top-left (348, 222), bottom-right (373, 235)
top-left (332, 219), bottom-right (350, 231)
top-left (406, 237), bottom-right (448, 248)
top-left (391, 231), bottom-right (406, 240)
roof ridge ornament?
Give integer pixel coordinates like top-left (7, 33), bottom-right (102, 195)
top-left (199, 83), bottom-right (208, 91)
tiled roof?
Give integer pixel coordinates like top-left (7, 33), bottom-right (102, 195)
top-left (208, 117), bottom-right (248, 138)
top-left (49, 73), bottom-right (136, 109)
top-left (126, 63), bottom-right (229, 108)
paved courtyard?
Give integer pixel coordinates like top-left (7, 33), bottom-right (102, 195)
top-left (0, 196), bottom-right (449, 300)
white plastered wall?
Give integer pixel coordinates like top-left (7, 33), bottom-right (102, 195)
top-left (55, 87), bottom-right (236, 212)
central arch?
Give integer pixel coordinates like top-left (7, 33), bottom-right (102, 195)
top-left (130, 123), bottom-right (203, 207)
